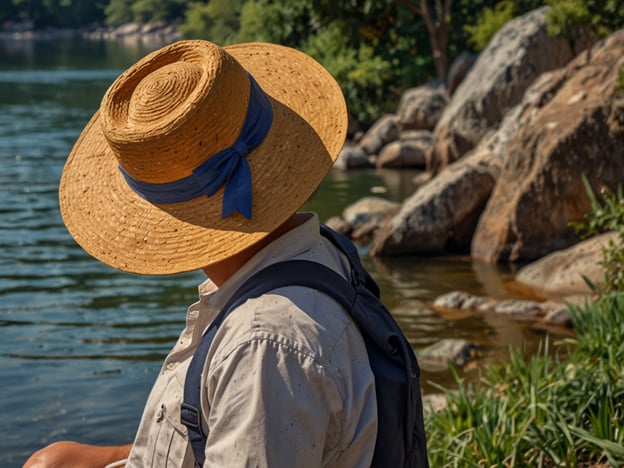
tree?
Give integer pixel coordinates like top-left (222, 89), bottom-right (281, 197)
top-left (237, 0), bottom-right (312, 46)
top-left (131, 0), bottom-right (186, 23)
top-left (181, 0), bottom-right (243, 43)
top-left (104, 0), bottom-right (133, 25)
top-left (400, 0), bottom-right (453, 78)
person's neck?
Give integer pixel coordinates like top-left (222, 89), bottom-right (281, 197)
top-left (201, 214), bottom-right (300, 286)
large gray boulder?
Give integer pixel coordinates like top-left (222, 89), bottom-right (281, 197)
top-left (370, 154), bottom-right (495, 256)
top-left (472, 31), bottom-right (624, 263)
top-left (369, 77), bottom-right (545, 257)
top-left (428, 7), bottom-right (576, 173)
top-left (447, 51), bottom-right (478, 96)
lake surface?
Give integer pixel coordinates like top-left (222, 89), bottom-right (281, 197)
top-left (0, 38), bottom-right (559, 466)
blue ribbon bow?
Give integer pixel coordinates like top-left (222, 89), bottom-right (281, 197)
top-left (119, 73), bottom-right (273, 220)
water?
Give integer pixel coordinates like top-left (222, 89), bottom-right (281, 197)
top-left (0, 38), bottom-right (558, 466)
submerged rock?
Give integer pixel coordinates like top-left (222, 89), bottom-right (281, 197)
top-left (431, 290), bottom-right (576, 328)
top-left (419, 339), bottom-right (479, 368)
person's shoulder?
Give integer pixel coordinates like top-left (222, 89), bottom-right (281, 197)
top-left (211, 289), bottom-right (363, 375)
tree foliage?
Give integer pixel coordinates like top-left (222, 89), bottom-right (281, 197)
top-left (545, 0), bottom-right (624, 39)
top-left (1, 0), bottom-right (103, 27)
top-left (3, 0), bottom-right (623, 124)
top-left (181, 0), bottom-right (242, 43)
top-left (464, 0), bottom-right (515, 51)
top-left (104, 0), bottom-right (185, 26)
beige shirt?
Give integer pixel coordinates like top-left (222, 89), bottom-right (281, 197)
top-left (126, 213), bottom-right (377, 468)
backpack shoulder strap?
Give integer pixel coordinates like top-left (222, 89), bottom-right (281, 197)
top-left (320, 224), bottom-right (380, 298)
top-left (181, 258), bottom-right (356, 467)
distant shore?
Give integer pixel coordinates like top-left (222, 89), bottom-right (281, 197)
top-left (0, 21), bottom-right (181, 45)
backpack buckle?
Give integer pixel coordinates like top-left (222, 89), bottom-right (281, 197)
top-left (180, 402), bottom-right (201, 429)
top-left (351, 268), bottom-right (364, 287)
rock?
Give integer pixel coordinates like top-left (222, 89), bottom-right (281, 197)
top-left (342, 197), bottom-right (400, 239)
top-left (472, 31), bottom-right (624, 262)
top-left (419, 339), bottom-right (479, 368)
top-left (358, 114), bottom-right (400, 156)
top-left (371, 75), bottom-right (555, 255)
top-left (397, 84), bottom-right (448, 131)
top-left (370, 154), bottom-right (495, 256)
top-left (422, 393), bottom-right (448, 413)
top-left (492, 300), bottom-right (542, 318)
top-left (514, 232), bottom-right (617, 296)
top-left (376, 133), bottom-right (431, 169)
top-left (432, 288), bottom-right (576, 327)
top-left (334, 143), bottom-right (371, 170)
top-left (429, 7), bottom-right (577, 173)
top-left (447, 51), bottom-right (478, 96)
top-left (457, 66), bottom-right (573, 182)
top-left (432, 291), bottom-right (492, 310)
top-left (347, 112), bottom-right (364, 140)
top-left (540, 301), bottom-right (573, 327)
top-left (113, 22), bottom-right (140, 37)
top-left (81, 21), bottom-right (180, 44)
top-left (324, 216), bottom-right (352, 236)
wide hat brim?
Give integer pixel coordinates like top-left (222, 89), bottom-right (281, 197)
top-left (59, 41), bottom-right (347, 275)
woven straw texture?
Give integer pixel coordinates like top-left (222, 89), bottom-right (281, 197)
top-left (59, 40), bottom-right (347, 274)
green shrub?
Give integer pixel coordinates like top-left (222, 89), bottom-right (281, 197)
top-left (302, 23), bottom-right (395, 124)
top-left (546, 0), bottom-right (624, 39)
top-left (464, 0), bottom-right (516, 51)
top-left (426, 293), bottom-right (624, 466)
top-left (570, 175), bottom-right (624, 292)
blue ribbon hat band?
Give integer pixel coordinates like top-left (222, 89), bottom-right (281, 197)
top-left (119, 73), bottom-right (274, 220)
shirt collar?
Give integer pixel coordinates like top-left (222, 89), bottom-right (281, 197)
top-left (198, 212), bottom-right (320, 312)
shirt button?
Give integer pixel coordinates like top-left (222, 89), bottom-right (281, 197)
top-left (155, 405), bottom-right (164, 422)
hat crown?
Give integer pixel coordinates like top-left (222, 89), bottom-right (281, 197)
top-left (100, 41), bottom-right (250, 184)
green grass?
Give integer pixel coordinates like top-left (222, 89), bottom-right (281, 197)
top-left (425, 293), bottom-right (624, 467)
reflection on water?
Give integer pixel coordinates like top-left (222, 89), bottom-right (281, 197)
top-left (0, 38), bottom-right (563, 467)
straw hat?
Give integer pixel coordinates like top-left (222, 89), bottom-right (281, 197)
top-left (59, 40), bottom-right (347, 275)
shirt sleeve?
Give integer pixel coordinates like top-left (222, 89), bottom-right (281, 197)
top-left (203, 336), bottom-right (342, 467)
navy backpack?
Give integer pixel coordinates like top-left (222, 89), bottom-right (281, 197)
top-left (181, 225), bottom-right (429, 467)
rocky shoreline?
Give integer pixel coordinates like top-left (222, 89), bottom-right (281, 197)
top-left (330, 7), bottom-right (624, 370)
top-left (5, 9), bottom-right (622, 374)
top-left (0, 20), bottom-right (180, 45)
top-left (335, 7), bottom-right (617, 268)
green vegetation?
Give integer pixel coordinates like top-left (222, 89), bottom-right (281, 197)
top-left (2, 0), bottom-right (624, 123)
top-left (426, 293), bottom-right (624, 466)
top-left (571, 175), bottom-right (624, 293)
top-left (465, 0), bottom-right (515, 51)
top-left (545, 0), bottom-right (624, 39)
top-left (428, 179), bottom-right (624, 465)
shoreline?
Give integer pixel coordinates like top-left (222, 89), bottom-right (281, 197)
top-left (0, 21), bottom-right (181, 44)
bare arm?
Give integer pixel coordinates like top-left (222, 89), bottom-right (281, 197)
top-left (23, 441), bottom-right (132, 468)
